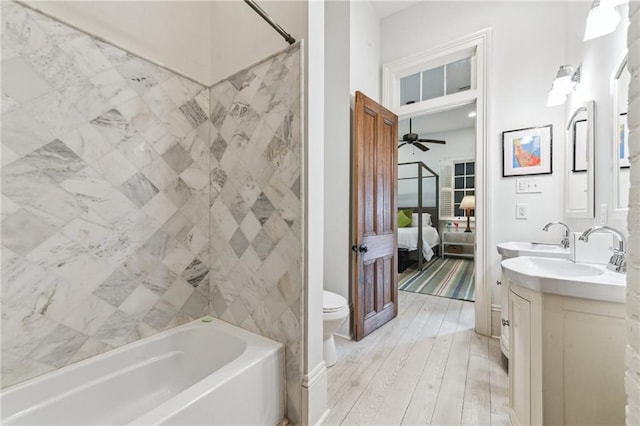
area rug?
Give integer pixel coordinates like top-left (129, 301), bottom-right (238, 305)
top-left (399, 257), bottom-right (475, 302)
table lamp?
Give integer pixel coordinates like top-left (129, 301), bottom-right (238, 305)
top-left (460, 195), bottom-right (475, 233)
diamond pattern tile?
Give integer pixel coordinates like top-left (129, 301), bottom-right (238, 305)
top-left (251, 192), bottom-right (275, 225)
top-left (1, 1), bottom-right (212, 389)
top-left (181, 258), bottom-right (209, 288)
top-left (2, 4), bottom-right (304, 422)
top-left (118, 172), bottom-right (159, 208)
top-left (23, 139), bottom-right (87, 183)
top-left (208, 43), bottom-right (303, 425)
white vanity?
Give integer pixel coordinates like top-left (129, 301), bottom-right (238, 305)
top-left (496, 241), bottom-right (570, 358)
top-left (502, 256), bottom-right (626, 426)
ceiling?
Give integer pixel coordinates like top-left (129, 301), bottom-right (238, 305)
top-left (370, 0), bottom-right (423, 19)
top-left (398, 104), bottom-right (477, 136)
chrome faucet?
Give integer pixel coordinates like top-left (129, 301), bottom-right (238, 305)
top-left (578, 226), bottom-right (627, 273)
top-left (542, 221), bottom-right (571, 249)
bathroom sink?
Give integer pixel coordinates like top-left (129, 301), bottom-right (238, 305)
top-left (526, 257), bottom-right (602, 277)
top-left (496, 241), bottom-right (571, 259)
top-left (501, 256), bottom-right (626, 303)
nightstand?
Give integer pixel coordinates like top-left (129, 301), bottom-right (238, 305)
top-left (441, 230), bottom-right (475, 259)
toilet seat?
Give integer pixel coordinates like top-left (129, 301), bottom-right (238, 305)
top-left (323, 291), bottom-right (347, 313)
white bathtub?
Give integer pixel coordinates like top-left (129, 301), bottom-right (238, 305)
top-left (1, 317), bottom-right (286, 425)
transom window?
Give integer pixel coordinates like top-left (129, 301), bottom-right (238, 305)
top-left (400, 57), bottom-right (472, 105)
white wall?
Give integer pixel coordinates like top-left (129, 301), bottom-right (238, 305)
top-left (209, 0), bottom-right (308, 84)
top-left (304, 1), bottom-right (327, 423)
top-left (563, 2), bottom-right (629, 234)
top-left (27, 1), bottom-right (214, 85)
top-left (321, 0), bottom-right (381, 337)
top-left (381, 2), bottom-right (568, 305)
top-left (349, 0), bottom-right (380, 101)
top-left (26, 1), bottom-right (309, 87)
top-left (398, 127), bottom-right (475, 175)
top-left (323, 1), bottom-right (351, 308)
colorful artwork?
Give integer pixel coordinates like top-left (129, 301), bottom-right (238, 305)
top-left (512, 135), bottom-right (541, 168)
top-left (502, 125), bottom-right (552, 177)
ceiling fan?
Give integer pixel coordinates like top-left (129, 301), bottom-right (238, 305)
top-left (398, 118), bottom-right (446, 152)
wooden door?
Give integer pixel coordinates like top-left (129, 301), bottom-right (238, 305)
top-left (352, 91), bottom-right (398, 341)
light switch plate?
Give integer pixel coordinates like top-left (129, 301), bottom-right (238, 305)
top-left (516, 203), bottom-right (528, 219)
top-left (516, 178), bottom-right (541, 193)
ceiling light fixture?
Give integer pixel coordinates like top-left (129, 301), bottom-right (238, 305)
top-left (467, 111), bottom-right (476, 118)
top-left (584, 0), bottom-right (621, 41)
top-left (546, 65), bottom-right (581, 107)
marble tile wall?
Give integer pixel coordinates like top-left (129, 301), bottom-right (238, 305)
top-left (208, 45), bottom-right (303, 424)
top-left (1, 2), bottom-right (212, 387)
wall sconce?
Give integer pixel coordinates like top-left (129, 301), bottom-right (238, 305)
top-left (584, 0), bottom-right (624, 41)
top-left (546, 65), bottom-right (581, 107)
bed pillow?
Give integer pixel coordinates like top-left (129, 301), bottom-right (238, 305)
top-left (398, 210), bottom-right (412, 228)
top-left (411, 212), bottom-right (432, 227)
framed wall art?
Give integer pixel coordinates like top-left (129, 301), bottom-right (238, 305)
top-left (502, 124), bottom-right (553, 177)
top-left (573, 119), bottom-right (588, 172)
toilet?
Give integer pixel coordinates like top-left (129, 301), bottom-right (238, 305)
top-left (322, 290), bottom-right (349, 367)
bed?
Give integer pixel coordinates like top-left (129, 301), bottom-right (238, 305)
top-left (397, 161), bottom-right (440, 271)
top-left (398, 224), bottom-right (441, 261)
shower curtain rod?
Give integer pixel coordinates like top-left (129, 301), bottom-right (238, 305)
top-left (244, 0), bottom-right (296, 45)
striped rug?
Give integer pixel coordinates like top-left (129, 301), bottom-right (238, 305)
top-left (399, 258), bottom-right (475, 302)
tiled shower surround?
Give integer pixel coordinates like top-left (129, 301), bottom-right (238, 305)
top-left (208, 49), bottom-right (303, 423)
top-left (1, 2), bottom-right (303, 423)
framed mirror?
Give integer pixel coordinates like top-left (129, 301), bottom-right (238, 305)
top-left (612, 55), bottom-right (629, 217)
top-left (565, 100), bottom-right (595, 218)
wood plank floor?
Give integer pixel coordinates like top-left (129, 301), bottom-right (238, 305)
top-left (326, 291), bottom-right (509, 426)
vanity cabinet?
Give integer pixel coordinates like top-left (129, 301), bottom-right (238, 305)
top-left (508, 283), bottom-right (626, 426)
top-left (499, 267), bottom-right (510, 357)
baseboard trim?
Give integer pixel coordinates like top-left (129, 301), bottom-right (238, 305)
top-left (334, 331), bottom-right (351, 340)
top-left (302, 360), bottom-right (327, 388)
top-left (316, 408), bottom-right (331, 425)
top-left (302, 361), bottom-right (328, 426)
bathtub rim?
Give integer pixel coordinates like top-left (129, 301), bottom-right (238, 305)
top-left (1, 316), bottom-right (286, 424)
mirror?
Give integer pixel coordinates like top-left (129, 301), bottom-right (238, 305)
top-left (613, 56), bottom-right (630, 213)
top-left (565, 100), bottom-right (595, 218)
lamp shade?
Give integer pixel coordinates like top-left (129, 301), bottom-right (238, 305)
top-left (584, 0), bottom-right (621, 41)
top-left (460, 195), bottom-right (475, 210)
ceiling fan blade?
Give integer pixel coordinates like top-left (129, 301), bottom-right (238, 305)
top-left (415, 143), bottom-right (429, 152)
top-left (417, 138), bottom-right (446, 144)
top-left (398, 142), bottom-right (407, 148)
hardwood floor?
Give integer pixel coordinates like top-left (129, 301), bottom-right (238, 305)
top-left (325, 291), bottom-right (509, 426)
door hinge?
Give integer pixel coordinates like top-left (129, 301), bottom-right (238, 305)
top-left (496, 280), bottom-right (502, 286)
top-left (502, 319), bottom-right (510, 327)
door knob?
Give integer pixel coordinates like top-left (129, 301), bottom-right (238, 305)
top-left (502, 319), bottom-right (510, 327)
top-left (351, 244), bottom-right (368, 254)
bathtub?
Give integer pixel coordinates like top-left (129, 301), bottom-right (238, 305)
top-left (1, 317), bottom-right (286, 425)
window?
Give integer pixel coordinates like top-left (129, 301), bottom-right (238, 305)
top-left (399, 57), bottom-right (472, 105)
top-left (439, 159), bottom-right (475, 220)
top-left (453, 161), bottom-right (475, 217)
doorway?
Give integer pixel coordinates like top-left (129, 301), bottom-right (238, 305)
top-left (382, 29), bottom-right (491, 335)
top-left (397, 103), bottom-right (477, 303)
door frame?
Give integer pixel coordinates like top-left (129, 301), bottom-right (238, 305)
top-left (381, 28), bottom-right (492, 336)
